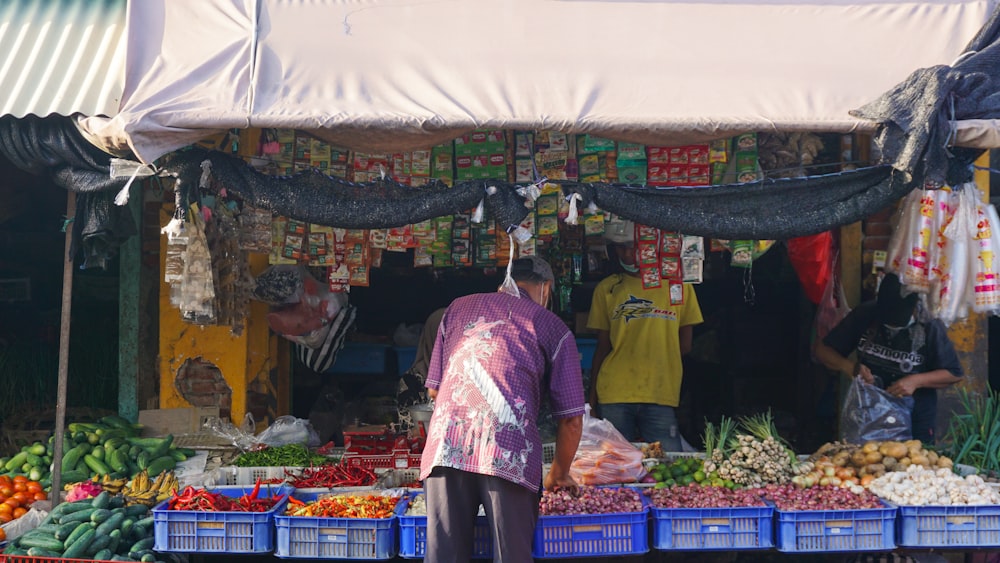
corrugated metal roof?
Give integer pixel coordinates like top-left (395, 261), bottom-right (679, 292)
top-left (0, 0), bottom-right (125, 118)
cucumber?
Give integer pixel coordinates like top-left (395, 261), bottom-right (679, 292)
top-left (27, 466), bottom-right (43, 482)
top-left (89, 508), bottom-right (112, 524)
top-left (141, 553), bottom-right (157, 562)
top-left (84, 454), bottom-right (111, 476)
top-left (51, 500), bottom-right (94, 518)
top-left (107, 528), bottom-right (122, 554)
top-left (136, 451), bottom-right (150, 470)
top-left (169, 449), bottom-right (187, 462)
top-left (19, 532), bottom-right (67, 552)
top-left (128, 445), bottom-right (142, 458)
top-left (177, 447), bottom-right (197, 457)
top-left (148, 434), bottom-right (174, 459)
top-left (92, 490), bottom-right (111, 509)
top-left (27, 547), bottom-right (63, 557)
top-left (63, 528), bottom-right (95, 558)
top-left (59, 469), bottom-right (89, 484)
top-left (72, 431), bottom-right (88, 444)
top-left (55, 521), bottom-right (80, 541)
top-left (96, 512), bottom-right (125, 536)
top-left (129, 538), bottom-right (154, 553)
top-left (133, 515), bottom-right (154, 529)
top-left (5, 452), bottom-right (27, 472)
top-left (124, 504), bottom-right (149, 517)
top-left (146, 455), bottom-right (176, 477)
top-left (93, 548), bottom-right (113, 560)
top-left (61, 445), bottom-right (85, 474)
top-left (59, 508), bottom-right (98, 524)
top-left (100, 414), bottom-right (134, 429)
top-left (108, 449), bottom-right (128, 474)
top-left (91, 447), bottom-right (105, 461)
top-left (34, 524), bottom-right (60, 535)
top-left (87, 533), bottom-right (112, 554)
top-left (24, 452), bottom-right (43, 467)
top-left (108, 495), bottom-right (125, 509)
top-left (27, 443), bottom-right (46, 456)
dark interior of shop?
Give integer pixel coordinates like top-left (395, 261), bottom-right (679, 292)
top-left (7, 147), bottom-right (992, 455)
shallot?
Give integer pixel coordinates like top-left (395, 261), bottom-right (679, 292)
top-left (539, 486), bottom-right (642, 515)
top-left (644, 484), bottom-right (765, 509)
top-left (760, 484), bottom-right (883, 511)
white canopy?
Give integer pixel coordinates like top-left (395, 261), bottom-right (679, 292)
top-left (79, 0), bottom-right (999, 164)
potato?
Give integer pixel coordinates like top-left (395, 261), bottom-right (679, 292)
top-left (864, 451), bottom-right (884, 465)
top-left (899, 457), bottom-right (912, 469)
top-left (880, 442), bottom-right (908, 459)
top-left (927, 451), bottom-right (939, 465)
top-left (865, 463), bottom-right (886, 475)
top-left (832, 451), bottom-right (850, 467)
top-left (862, 442), bottom-right (881, 454)
top-left (910, 454), bottom-right (930, 467)
top-left (937, 457), bottom-right (954, 469)
top-left (851, 451), bottom-right (869, 468)
top-left (881, 456), bottom-right (898, 470)
top-left (904, 439), bottom-right (923, 450)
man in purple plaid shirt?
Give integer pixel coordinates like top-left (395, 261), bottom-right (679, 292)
top-left (420, 256), bottom-right (585, 562)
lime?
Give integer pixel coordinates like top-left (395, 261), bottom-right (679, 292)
top-left (693, 470), bottom-right (706, 483)
top-left (680, 475), bottom-right (695, 486)
top-left (711, 478), bottom-right (725, 487)
top-left (654, 481), bottom-right (669, 489)
top-left (670, 466), bottom-right (686, 478)
top-left (724, 480), bottom-right (735, 489)
top-left (665, 478), bottom-right (676, 487)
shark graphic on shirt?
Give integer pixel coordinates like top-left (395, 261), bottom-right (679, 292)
top-left (612, 295), bottom-right (678, 323)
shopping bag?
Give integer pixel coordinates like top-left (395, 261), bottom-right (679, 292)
top-left (569, 406), bottom-right (646, 485)
top-left (839, 377), bottom-right (913, 444)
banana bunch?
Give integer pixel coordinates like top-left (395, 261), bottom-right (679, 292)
top-left (99, 473), bottom-right (129, 494)
top-left (123, 469), bottom-right (178, 506)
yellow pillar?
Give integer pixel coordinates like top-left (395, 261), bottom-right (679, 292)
top-left (158, 130), bottom-right (289, 428)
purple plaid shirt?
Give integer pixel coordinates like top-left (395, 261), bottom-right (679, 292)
top-left (419, 289), bottom-right (586, 491)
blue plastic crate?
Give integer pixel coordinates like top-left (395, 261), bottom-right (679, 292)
top-left (274, 490), bottom-right (403, 559)
top-left (532, 491), bottom-right (649, 559)
top-left (775, 503), bottom-right (897, 552)
top-left (326, 342), bottom-right (389, 375)
top-left (650, 505), bottom-right (774, 550)
top-left (576, 338), bottom-right (596, 371)
top-left (394, 347), bottom-right (417, 376)
top-left (397, 493), bottom-right (493, 559)
top-left (897, 504), bottom-right (1000, 547)
top-left (152, 484), bottom-right (291, 553)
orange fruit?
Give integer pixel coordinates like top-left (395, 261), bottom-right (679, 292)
top-left (12, 507), bottom-right (26, 519)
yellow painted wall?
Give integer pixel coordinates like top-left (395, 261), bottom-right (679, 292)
top-left (157, 132), bottom-right (289, 427)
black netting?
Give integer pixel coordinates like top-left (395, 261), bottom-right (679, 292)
top-left (163, 148), bottom-right (531, 231)
top-left (561, 166), bottom-right (915, 240)
top-left (0, 115), bottom-right (134, 268)
top-left (850, 6), bottom-right (1000, 184)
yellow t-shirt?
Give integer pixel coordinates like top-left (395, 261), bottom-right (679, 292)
top-left (587, 275), bottom-right (703, 406)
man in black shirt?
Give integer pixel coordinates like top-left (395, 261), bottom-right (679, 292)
top-left (814, 273), bottom-right (963, 444)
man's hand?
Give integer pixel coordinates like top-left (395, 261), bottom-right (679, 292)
top-left (886, 376), bottom-right (920, 398)
top-left (543, 468), bottom-right (578, 492)
top-left (856, 363), bottom-right (875, 385)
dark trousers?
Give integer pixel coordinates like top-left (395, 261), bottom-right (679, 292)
top-left (424, 467), bottom-right (540, 563)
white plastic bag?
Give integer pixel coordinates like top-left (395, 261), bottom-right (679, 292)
top-left (257, 416), bottom-right (321, 448)
top-left (569, 406), bottom-right (646, 485)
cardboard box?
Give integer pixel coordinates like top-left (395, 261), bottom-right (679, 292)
top-left (138, 407), bottom-right (220, 437)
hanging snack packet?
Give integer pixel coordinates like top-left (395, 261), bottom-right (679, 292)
top-left (660, 255), bottom-right (681, 280)
top-left (661, 232), bottom-right (682, 256)
top-left (683, 258), bottom-right (704, 284)
top-left (641, 265), bottom-right (661, 289)
top-left (669, 281), bottom-right (685, 305)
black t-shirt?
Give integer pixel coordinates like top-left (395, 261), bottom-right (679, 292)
top-left (823, 302), bottom-right (963, 443)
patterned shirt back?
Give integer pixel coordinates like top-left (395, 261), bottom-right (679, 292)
top-left (419, 289), bottom-right (586, 491)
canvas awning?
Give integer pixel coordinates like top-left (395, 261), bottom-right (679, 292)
top-left (78, 0), bottom-right (1000, 164)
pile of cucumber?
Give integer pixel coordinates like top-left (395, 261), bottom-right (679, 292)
top-left (0, 415), bottom-right (197, 486)
top-left (3, 491), bottom-right (176, 562)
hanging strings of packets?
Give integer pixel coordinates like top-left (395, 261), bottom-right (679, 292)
top-left (631, 223), bottom-right (705, 303)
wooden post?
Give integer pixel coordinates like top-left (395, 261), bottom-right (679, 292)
top-left (51, 190), bottom-right (76, 506)
top-left (119, 182), bottom-right (142, 421)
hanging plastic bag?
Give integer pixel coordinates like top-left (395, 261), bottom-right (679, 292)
top-left (569, 406), bottom-right (646, 485)
top-left (901, 189), bottom-right (937, 293)
top-left (971, 201), bottom-right (1000, 313)
top-left (839, 377), bottom-right (913, 444)
top-left (813, 254), bottom-right (850, 345)
top-left (885, 190), bottom-right (919, 275)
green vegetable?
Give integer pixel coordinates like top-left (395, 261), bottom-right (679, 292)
top-left (124, 504), bottom-right (149, 517)
top-left (93, 548), bottom-right (113, 560)
top-left (129, 537), bottom-right (154, 554)
top-left (59, 508), bottom-right (98, 524)
top-left (146, 455), bottom-right (176, 477)
top-left (63, 528), bottom-right (95, 558)
top-left (20, 532), bottom-right (67, 552)
top-left (92, 491), bottom-right (111, 509)
top-left (84, 454), bottom-right (111, 476)
top-left (26, 547), bottom-right (62, 557)
top-left (232, 443), bottom-right (333, 467)
top-left (96, 512), bottom-right (125, 536)
top-left (943, 388), bottom-right (1000, 477)
top-left (55, 521), bottom-right (80, 541)
top-left (147, 434), bottom-right (174, 459)
top-left (5, 452), bottom-right (27, 472)
top-left (27, 443), bottom-right (47, 456)
top-left (89, 508), bottom-right (112, 524)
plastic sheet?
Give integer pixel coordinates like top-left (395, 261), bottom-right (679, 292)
top-left (839, 377), bottom-right (914, 444)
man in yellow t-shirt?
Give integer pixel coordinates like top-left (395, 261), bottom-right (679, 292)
top-left (587, 222), bottom-right (703, 450)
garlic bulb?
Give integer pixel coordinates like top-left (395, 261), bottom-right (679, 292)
top-left (868, 465), bottom-right (1000, 506)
